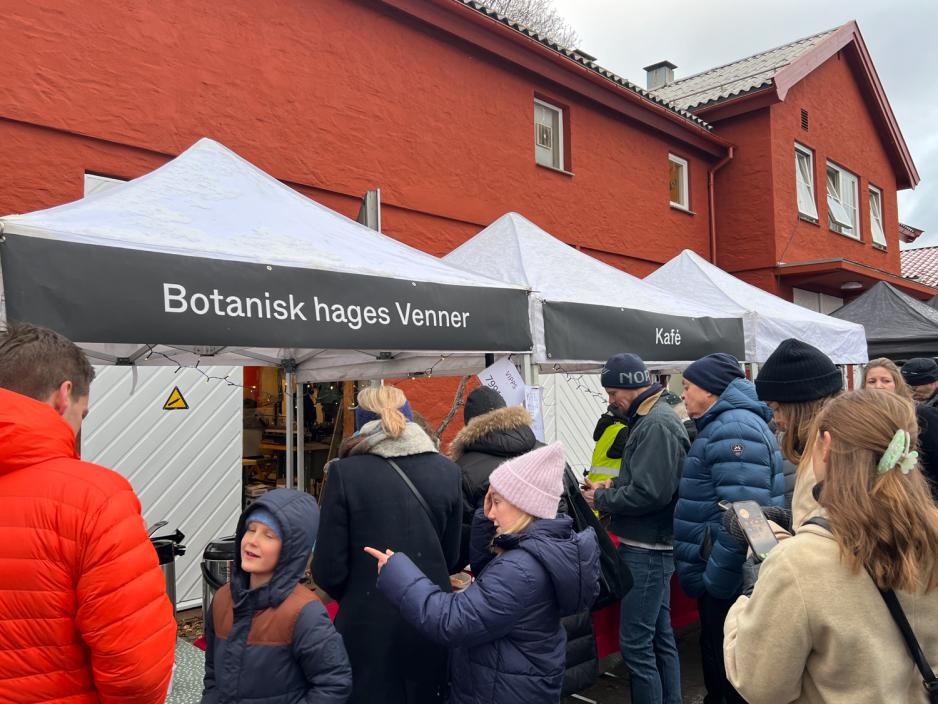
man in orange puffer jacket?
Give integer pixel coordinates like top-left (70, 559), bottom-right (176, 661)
top-left (0, 323), bottom-right (176, 703)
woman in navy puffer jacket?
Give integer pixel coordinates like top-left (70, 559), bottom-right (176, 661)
top-left (366, 442), bottom-right (600, 704)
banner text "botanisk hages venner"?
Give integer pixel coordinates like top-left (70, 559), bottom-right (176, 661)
top-left (0, 233), bottom-right (532, 352)
top-left (163, 284), bottom-right (473, 330)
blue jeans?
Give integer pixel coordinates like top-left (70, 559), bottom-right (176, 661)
top-left (618, 544), bottom-right (682, 704)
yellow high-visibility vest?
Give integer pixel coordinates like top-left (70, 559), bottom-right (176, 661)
top-left (589, 422), bottom-right (625, 483)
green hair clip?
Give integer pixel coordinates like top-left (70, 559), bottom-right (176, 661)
top-left (877, 429), bottom-right (918, 475)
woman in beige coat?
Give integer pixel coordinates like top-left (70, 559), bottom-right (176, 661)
top-left (724, 390), bottom-right (938, 704)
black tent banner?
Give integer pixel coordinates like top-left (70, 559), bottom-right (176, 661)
top-left (1, 234), bottom-right (532, 352)
top-left (543, 301), bottom-right (745, 362)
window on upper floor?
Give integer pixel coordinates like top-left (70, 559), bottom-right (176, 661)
top-left (795, 144), bottom-right (818, 221)
top-left (826, 162), bottom-right (859, 239)
top-left (668, 154), bottom-right (689, 210)
top-left (869, 185), bottom-right (887, 248)
top-left (83, 172), bottom-right (125, 197)
top-left (534, 98), bottom-right (564, 171)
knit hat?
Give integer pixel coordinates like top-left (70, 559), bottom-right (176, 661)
top-left (754, 339), bottom-right (842, 403)
top-left (901, 358), bottom-right (938, 386)
top-left (683, 353), bottom-right (745, 396)
top-left (463, 386), bottom-right (507, 423)
top-left (488, 442), bottom-right (566, 519)
top-left (601, 353), bottom-right (651, 389)
top-left (355, 399), bottom-right (413, 430)
top-left (245, 507), bottom-right (282, 541)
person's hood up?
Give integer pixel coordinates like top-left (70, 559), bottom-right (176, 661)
top-left (0, 388), bottom-right (77, 477)
top-left (494, 514), bottom-right (600, 616)
top-left (449, 406), bottom-right (537, 460)
top-left (231, 488), bottom-right (319, 608)
top-left (697, 377), bottom-right (772, 433)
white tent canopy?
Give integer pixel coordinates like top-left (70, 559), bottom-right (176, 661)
top-left (645, 249), bottom-right (868, 364)
top-left (443, 213), bottom-right (746, 368)
top-left (0, 138), bottom-right (532, 381)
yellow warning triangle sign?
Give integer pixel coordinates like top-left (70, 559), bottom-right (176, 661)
top-left (163, 386), bottom-right (189, 410)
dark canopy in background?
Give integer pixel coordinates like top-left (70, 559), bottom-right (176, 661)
top-left (831, 281), bottom-right (938, 359)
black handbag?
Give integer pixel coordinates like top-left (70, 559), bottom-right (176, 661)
top-left (563, 467), bottom-right (633, 610)
top-left (806, 517), bottom-right (938, 702)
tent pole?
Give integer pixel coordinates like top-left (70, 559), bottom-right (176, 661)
top-left (285, 366), bottom-right (295, 490)
top-left (297, 381), bottom-right (305, 493)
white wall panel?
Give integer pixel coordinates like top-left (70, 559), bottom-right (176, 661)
top-left (82, 366), bottom-right (243, 608)
top-left (541, 372), bottom-right (607, 476)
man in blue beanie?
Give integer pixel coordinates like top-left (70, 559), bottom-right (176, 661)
top-left (673, 353), bottom-right (784, 704)
top-left (582, 352), bottom-right (689, 704)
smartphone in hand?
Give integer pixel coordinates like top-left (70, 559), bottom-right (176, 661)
top-left (732, 500), bottom-right (779, 562)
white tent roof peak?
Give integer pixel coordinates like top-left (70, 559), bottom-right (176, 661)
top-left (1, 138), bottom-right (517, 290)
top-left (446, 212), bottom-right (715, 316)
top-left (646, 249), bottom-right (868, 363)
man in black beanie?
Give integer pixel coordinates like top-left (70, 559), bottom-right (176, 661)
top-left (582, 352), bottom-right (689, 704)
top-left (901, 358), bottom-right (938, 408)
top-left (673, 352), bottom-right (784, 704)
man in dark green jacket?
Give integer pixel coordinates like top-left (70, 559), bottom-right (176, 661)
top-left (582, 353), bottom-right (689, 704)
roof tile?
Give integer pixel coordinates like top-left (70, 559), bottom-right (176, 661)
top-left (651, 28), bottom-right (838, 111)
top-left (902, 247), bottom-right (938, 289)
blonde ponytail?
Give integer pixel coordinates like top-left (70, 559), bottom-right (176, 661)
top-left (357, 386), bottom-right (408, 438)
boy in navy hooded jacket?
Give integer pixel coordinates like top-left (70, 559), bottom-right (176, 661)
top-left (202, 488), bottom-right (352, 704)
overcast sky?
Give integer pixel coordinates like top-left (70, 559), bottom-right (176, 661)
top-left (551, 0), bottom-right (938, 249)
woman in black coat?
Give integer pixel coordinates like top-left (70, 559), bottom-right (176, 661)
top-left (863, 358), bottom-right (938, 500)
top-left (312, 386), bottom-right (462, 704)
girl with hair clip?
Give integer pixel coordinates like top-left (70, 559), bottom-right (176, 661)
top-left (724, 390), bottom-right (938, 704)
top-left (363, 442), bottom-right (600, 704)
top-left (863, 358), bottom-right (938, 500)
top-left (312, 385), bottom-right (463, 704)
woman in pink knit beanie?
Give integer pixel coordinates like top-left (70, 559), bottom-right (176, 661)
top-left (365, 442), bottom-right (600, 704)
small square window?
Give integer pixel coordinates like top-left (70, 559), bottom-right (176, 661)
top-left (668, 154), bottom-right (688, 209)
top-left (794, 144), bottom-right (818, 220)
top-left (534, 99), bottom-right (564, 171)
top-left (826, 162), bottom-right (860, 239)
top-left (869, 186), bottom-right (887, 248)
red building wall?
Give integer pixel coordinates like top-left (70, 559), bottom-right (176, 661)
top-left (0, 0), bottom-right (716, 268)
top-left (711, 50), bottom-right (902, 297)
top-left (713, 109), bottom-right (777, 273)
top-left (770, 52), bottom-right (900, 271)
top-left (0, 0), bottom-right (723, 434)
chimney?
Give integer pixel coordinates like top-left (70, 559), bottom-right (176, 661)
top-left (643, 61), bottom-right (677, 91)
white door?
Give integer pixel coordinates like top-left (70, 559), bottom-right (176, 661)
top-left (82, 366), bottom-right (243, 609)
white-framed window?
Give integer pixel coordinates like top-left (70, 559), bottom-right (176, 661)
top-left (83, 173), bottom-right (125, 197)
top-left (794, 144), bottom-right (818, 220)
top-left (534, 98), bottom-right (564, 171)
top-left (668, 154), bottom-right (689, 210)
top-left (826, 162), bottom-right (859, 239)
top-left (869, 185), bottom-right (887, 248)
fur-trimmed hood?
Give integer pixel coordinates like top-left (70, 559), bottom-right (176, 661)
top-left (449, 405), bottom-right (536, 461)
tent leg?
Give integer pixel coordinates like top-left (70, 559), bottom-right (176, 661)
top-left (297, 381), bottom-right (305, 493)
top-left (286, 369), bottom-right (295, 490)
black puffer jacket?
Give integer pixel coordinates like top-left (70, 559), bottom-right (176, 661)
top-left (917, 405), bottom-right (938, 502)
top-left (450, 406), bottom-right (539, 567)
